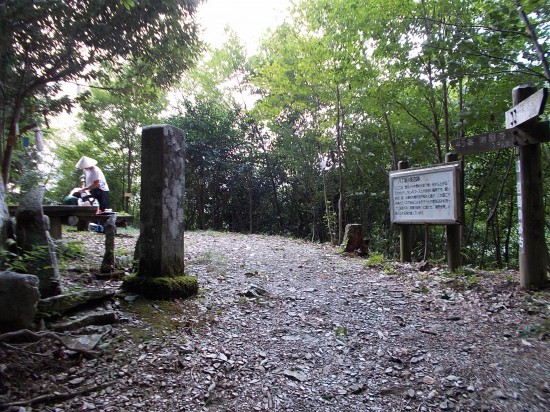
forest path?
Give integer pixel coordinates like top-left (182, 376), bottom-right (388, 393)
top-left (179, 232), bottom-right (549, 411)
top-left (2, 230), bottom-right (548, 411)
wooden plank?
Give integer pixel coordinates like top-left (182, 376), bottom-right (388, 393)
top-left (505, 87), bottom-right (547, 129)
top-left (8, 206), bottom-right (134, 237)
top-left (451, 129), bottom-right (516, 155)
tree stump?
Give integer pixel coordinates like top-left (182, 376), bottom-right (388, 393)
top-left (341, 224), bottom-right (368, 254)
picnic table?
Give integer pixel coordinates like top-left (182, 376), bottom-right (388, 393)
top-left (9, 205), bottom-right (134, 239)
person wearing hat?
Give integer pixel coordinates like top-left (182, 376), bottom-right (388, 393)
top-left (75, 156), bottom-right (110, 212)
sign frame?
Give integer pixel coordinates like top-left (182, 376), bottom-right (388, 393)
top-left (389, 162), bottom-right (462, 225)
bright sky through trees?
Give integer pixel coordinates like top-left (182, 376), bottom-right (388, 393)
top-left (197, 0), bottom-right (291, 52)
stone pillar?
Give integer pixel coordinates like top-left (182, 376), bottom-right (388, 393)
top-left (139, 124), bottom-right (185, 276)
top-left (0, 271), bottom-right (40, 332)
top-left (125, 125), bottom-right (196, 299)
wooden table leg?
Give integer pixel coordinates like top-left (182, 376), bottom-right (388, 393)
top-left (48, 216), bottom-right (62, 239)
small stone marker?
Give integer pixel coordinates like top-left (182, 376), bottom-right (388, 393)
top-left (0, 271), bottom-right (40, 332)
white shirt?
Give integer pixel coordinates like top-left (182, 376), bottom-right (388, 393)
top-left (84, 166), bottom-right (109, 191)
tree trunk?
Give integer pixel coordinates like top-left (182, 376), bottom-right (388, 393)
top-left (125, 149), bottom-right (134, 213)
top-left (465, 152), bottom-right (500, 247)
top-left (517, 2), bottom-right (550, 82)
top-left (2, 106), bottom-right (22, 187)
top-left (248, 174), bottom-right (253, 233)
top-left (322, 172), bottom-right (336, 245)
top-left (442, 78), bottom-right (450, 153)
top-left (198, 177), bottom-right (205, 230)
top-left (336, 84), bottom-right (345, 244)
top-left (252, 123), bottom-right (282, 232)
top-left (504, 190), bottom-right (514, 264)
top-left (383, 112), bottom-right (398, 171)
top-left (482, 152), bottom-right (514, 268)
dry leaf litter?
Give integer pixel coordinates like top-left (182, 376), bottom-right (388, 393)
top-left (0, 229), bottom-right (549, 411)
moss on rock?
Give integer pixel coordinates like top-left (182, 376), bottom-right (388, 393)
top-left (122, 275), bottom-right (198, 300)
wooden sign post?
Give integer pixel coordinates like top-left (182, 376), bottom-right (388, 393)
top-left (512, 85), bottom-right (547, 290)
top-left (397, 160), bottom-right (411, 263)
top-left (389, 161), bottom-right (462, 269)
top-left (451, 84), bottom-right (548, 289)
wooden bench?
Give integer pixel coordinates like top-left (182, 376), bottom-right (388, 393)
top-left (9, 205), bottom-right (134, 239)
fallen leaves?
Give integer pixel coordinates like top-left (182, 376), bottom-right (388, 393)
top-left (1, 230), bottom-right (549, 411)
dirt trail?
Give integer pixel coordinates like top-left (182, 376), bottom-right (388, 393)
top-left (181, 232), bottom-right (549, 412)
top-left (1, 230), bottom-right (549, 411)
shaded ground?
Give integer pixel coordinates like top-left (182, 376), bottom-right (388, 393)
top-left (1, 229), bottom-right (549, 411)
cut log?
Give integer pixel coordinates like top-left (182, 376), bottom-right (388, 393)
top-left (341, 224), bottom-right (368, 254)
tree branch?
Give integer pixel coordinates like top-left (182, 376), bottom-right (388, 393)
top-left (0, 329), bottom-right (99, 357)
top-left (516, 1), bottom-right (550, 81)
top-left (0, 382), bottom-right (113, 409)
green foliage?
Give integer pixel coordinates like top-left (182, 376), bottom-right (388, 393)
top-left (335, 327), bottom-right (348, 336)
top-left (245, 0), bottom-right (548, 258)
top-left (47, 65), bottom-right (169, 212)
top-left (0, 242), bottom-right (50, 273)
top-left (4, 0), bottom-right (546, 274)
top-left (1, 0), bottom-right (203, 186)
top-left (442, 267), bottom-right (481, 290)
top-left (55, 240), bottom-right (85, 260)
top-left (365, 253), bottom-right (386, 268)
top-left (167, 64), bottom-right (258, 232)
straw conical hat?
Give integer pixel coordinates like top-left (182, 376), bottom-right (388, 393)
top-left (75, 156), bottom-right (97, 169)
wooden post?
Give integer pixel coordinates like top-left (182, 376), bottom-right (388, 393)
top-left (445, 152), bottom-right (462, 271)
top-left (398, 160), bottom-right (411, 262)
top-left (514, 85), bottom-right (547, 289)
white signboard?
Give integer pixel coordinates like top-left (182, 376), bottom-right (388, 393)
top-left (389, 163), bottom-right (462, 225)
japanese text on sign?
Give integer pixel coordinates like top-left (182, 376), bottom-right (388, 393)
top-left (451, 130), bottom-right (515, 155)
top-left (389, 163), bottom-right (461, 225)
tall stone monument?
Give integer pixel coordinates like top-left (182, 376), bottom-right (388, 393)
top-left (123, 124), bottom-right (197, 299)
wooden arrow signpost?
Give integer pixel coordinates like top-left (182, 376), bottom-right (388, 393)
top-left (505, 87), bottom-right (547, 128)
top-left (450, 123), bottom-right (550, 155)
top-left (451, 85), bottom-right (548, 290)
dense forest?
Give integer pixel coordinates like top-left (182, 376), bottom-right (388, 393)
top-left (1, 0), bottom-right (549, 269)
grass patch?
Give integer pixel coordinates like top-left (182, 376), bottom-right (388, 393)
top-left (121, 298), bottom-right (188, 341)
top-left (364, 253), bottom-right (385, 267)
top-left (363, 253), bottom-right (400, 275)
top-left (194, 250), bottom-right (214, 264)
